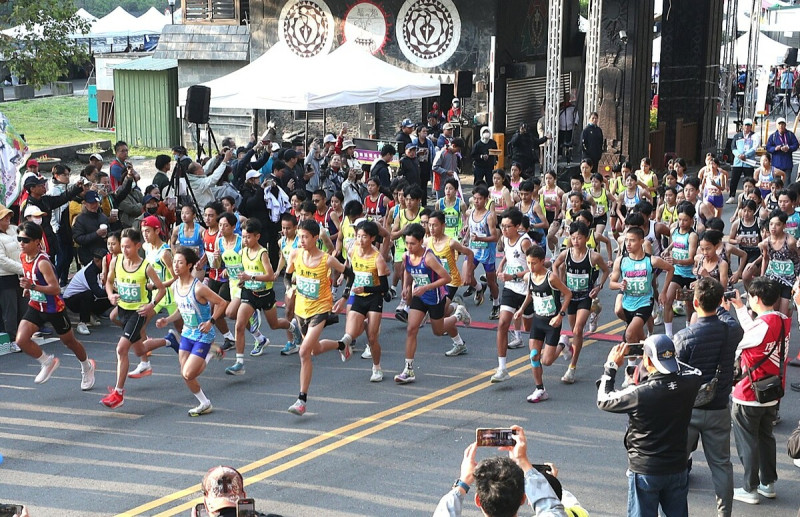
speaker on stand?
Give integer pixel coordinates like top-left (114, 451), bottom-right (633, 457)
top-left (454, 70), bottom-right (473, 99)
top-left (185, 85), bottom-right (211, 125)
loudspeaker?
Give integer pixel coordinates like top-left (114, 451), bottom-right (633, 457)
top-left (185, 85), bottom-right (211, 124)
top-left (785, 48), bottom-right (798, 66)
top-left (454, 70), bottom-right (473, 98)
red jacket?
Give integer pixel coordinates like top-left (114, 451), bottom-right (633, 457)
top-left (733, 308), bottom-right (791, 406)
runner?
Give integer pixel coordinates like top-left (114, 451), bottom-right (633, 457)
top-left (552, 221), bottom-right (610, 384)
top-left (516, 179), bottom-right (548, 249)
top-left (102, 228), bottom-right (166, 409)
top-left (584, 172), bottom-right (615, 249)
top-left (363, 178), bottom-right (390, 226)
top-left (227, 219), bottom-right (300, 375)
top-left (154, 247), bottom-right (228, 416)
top-left (286, 219), bottom-right (351, 415)
top-left (394, 223), bottom-right (470, 385)
top-left (489, 169), bottom-right (513, 217)
top-left (171, 205), bottom-right (204, 263)
top-left (509, 162), bottom-right (524, 201)
top-left (337, 220), bottom-right (390, 381)
top-left (513, 245), bottom-right (571, 402)
top-left (14, 222), bottom-right (96, 390)
top-left (492, 209), bottom-right (533, 381)
top-left (384, 179), bottom-right (408, 298)
top-left (390, 185), bottom-right (425, 322)
top-left (610, 226), bottom-right (673, 344)
top-left (311, 189), bottom-right (340, 240)
top-left (760, 209), bottom-right (800, 317)
top-left (729, 199), bottom-right (762, 288)
top-left (199, 202), bottom-right (236, 347)
top-left (661, 202), bottom-right (698, 337)
top-left (276, 213), bottom-right (301, 355)
top-left (635, 157), bottom-right (659, 200)
top-left (541, 170), bottom-right (566, 255)
top-left (436, 178), bottom-right (467, 240)
top-left (461, 185), bottom-right (501, 318)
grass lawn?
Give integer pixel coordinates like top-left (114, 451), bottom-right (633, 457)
top-left (0, 96), bottom-right (165, 158)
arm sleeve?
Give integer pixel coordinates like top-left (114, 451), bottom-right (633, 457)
top-left (524, 468), bottom-right (569, 516)
top-left (596, 367), bottom-right (640, 413)
top-left (362, 275), bottom-right (388, 294)
top-left (432, 488), bottom-right (464, 517)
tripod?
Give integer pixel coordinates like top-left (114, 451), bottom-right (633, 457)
top-left (196, 122), bottom-right (219, 162)
top-left (163, 155), bottom-right (205, 229)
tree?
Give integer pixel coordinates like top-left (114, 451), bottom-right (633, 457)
top-left (0, 0), bottom-right (91, 89)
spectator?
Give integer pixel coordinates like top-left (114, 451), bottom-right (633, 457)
top-left (48, 165), bottom-right (72, 286)
top-left (20, 175), bottom-right (85, 258)
top-left (728, 278), bottom-right (791, 504)
top-left (171, 145), bottom-right (193, 174)
top-left (72, 190), bottom-right (110, 266)
top-left (186, 149), bottom-right (231, 210)
top-left (508, 123), bottom-right (537, 174)
top-left (433, 137), bottom-right (464, 199)
top-left (63, 247), bottom-right (111, 335)
top-left (426, 111), bottom-right (442, 139)
top-left (471, 126), bottom-right (498, 186)
top-left (152, 154), bottom-right (172, 194)
top-left (729, 118), bottom-right (761, 202)
top-left (433, 425), bottom-right (567, 516)
top-left (765, 117), bottom-right (799, 184)
top-left (0, 204), bottom-right (24, 352)
top-left (194, 465), bottom-right (246, 517)
top-left (597, 335), bottom-right (702, 517)
top-left (414, 126), bottom-right (436, 198)
top-left (321, 155), bottom-right (346, 198)
top-left (232, 140), bottom-right (271, 190)
top-left (580, 112), bottom-right (603, 174)
top-left (398, 143), bottom-right (421, 187)
top-left (395, 118), bottom-right (415, 156)
top-left (447, 98), bottom-right (463, 122)
top-left (341, 164), bottom-right (367, 208)
top-left (558, 96), bottom-right (580, 158)
top-left (673, 277), bottom-right (743, 517)
top-left (370, 144), bottom-right (395, 190)
top-left (437, 122), bottom-right (455, 150)
top-left (132, 194), bottom-right (169, 239)
top-left (88, 153), bottom-right (104, 174)
top-left (143, 184), bottom-right (176, 227)
top-left (93, 172), bottom-right (130, 233)
top-left (340, 139), bottom-right (359, 172)
top-left (109, 140), bottom-right (130, 191)
top-left (271, 160), bottom-right (295, 195)
top-left (283, 149), bottom-right (307, 191)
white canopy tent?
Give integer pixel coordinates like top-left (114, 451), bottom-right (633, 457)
top-left (136, 7), bottom-right (169, 34)
top-left (730, 31), bottom-right (789, 65)
top-left (86, 6), bottom-right (147, 38)
top-left (179, 42), bottom-right (441, 111)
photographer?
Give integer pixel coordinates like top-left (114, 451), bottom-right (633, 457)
top-left (72, 191), bottom-right (110, 267)
top-left (597, 335), bottom-right (701, 517)
top-left (192, 466), bottom-right (279, 517)
top-left (673, 277), bottom-right (742, 517)
top-left (728, 277), bottom-right (790, 504)
top-left (186, 150), bottom-right (231, 210)
top-left (434, 425), bottom-right (567, 517)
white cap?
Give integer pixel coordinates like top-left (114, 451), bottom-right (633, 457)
top-left (777, 117), bottom-right (787, 125)
top-left (245, 170), bottom-right (261, 180)
top-left (743, 118), bottom-right (754, 125)
top-left (323, 134), bottom-right (337, 144)
top-left (90, 153), bottom-right (103, 161)
top-left (24, 205), bottom-right (46, 218)
top-left (271, 142), bottom-right (281, 152)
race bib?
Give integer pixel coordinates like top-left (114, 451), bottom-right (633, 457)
top-left (471, 238), bottom-right (488, 249)
top-left (767, 259), bottom-right (794, 278)
top-left (505, 265), bottom-right (525, 280)
top-left (243, 274), bottom-right (266, 291)
top-left (533, 294), bottom-right (556, 316)
top-left (624, 274), bottom-right (649, 296)
top-left (181, 311), bottom-right (199, 327)
top-left (445, 214), bottom-right (459, 228)
top-left (226, 263), bottom-right (244, 280)
top-left (672, 247), bottom-right (689, 261)
top-left (117, 281), bottom-right (141, 303)
top-left (412, 273), bottom-right (431, 287)
top-left (29, 289), bottom-right (47, 303)
top-left (566, 272), bottom-right (590, 291)
top-left (441, 260), bottom-right (451, 273)
top-left (296, 275), bottom-right (320, 299)
top-left (354, 271), bottom-right (374, 288)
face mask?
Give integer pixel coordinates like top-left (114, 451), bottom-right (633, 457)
top-left (32, 217), bottom-right (42, 225)
top-left (146, 206), bottom-right (158, 215)
top-left (481, 134), bottom-right (490, 144)
top-left (173, 154), bottom-right (179, 161)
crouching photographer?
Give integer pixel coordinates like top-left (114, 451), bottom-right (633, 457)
top-left (191, 466), bottom-right (282, 517)
top-left (433, 425), bottom-right (578, 517)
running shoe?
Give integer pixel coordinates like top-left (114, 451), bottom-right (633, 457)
top-left (247, 311), bottom-right (261, 335)
top-left (474, 282), bottom-right (487, 306)
top-left (587, 311), bottom-right (599, 333)
top-left (757, 483), bottom-right (776, 499)
top-left (526, 388), bottom-right (549, 403)
top-left (188, 401), bottom-right (213, 417)
top-left (383, 289), bottom-right (393, 303)
top-left (673, 300), bottom-right (686, 316)
top-left (81, 359), bottom-right (96, 391)
top-left (454, 304), bottom-right (472, 326)
top-left (288, 399), bottom-right (306, 416)
top-left (225, 362), bottom-right (245, 375)
top-left (75, 322), bottom-right (90, 335)
top-left (395, 307), bottom-right (408, 323)
top-left (489, 304), bottom-right (500, 320)
top-left (559, 335), bottom-right (573, 361)
top-left (100, 387), bottom-right (124, 409)
top-left (290, 320), bottom-right (303, 347)
top-left (370, 368), bottom-right (384, 382)
top-left (453, 295), bottom-right (465, 307)
top-left (725, 196), bottom-right (738, 204)
top-left (653, 304), bottom-right (663, 326)
top-left (88, 315), bottom-right (102, 327)
top-left (9, 342), bottom-right (21, 353)
top-left (561, 366), bottom-right (576, 384)
top-left (394, 368), bottom-right (416, 384)
top-left (732, 487), bottom-right (759, 505)
top-left (389, 286), bottom-right (397, 299)
top-left (445, 342), bottom-right (468, 357)
top-left (507, 332), bottom-right (524, 349)
top-left (165, 329), bottom-right (181, 353)
top-left (339, 341), bottom-right (352, 362)
top-left (128, 363), bottom-right (152, 379)
top-left (463, 285), bottom-right (476, 298)
top-left (490, 368), bottom-right (510, 383)
top-left (361, 344), bottom-right (372, 359)
top-left (222, 337), bottom-right (235, 351)
top-left (281, 341), bottom-right (299, 356)
top-left (34, 355), bottom-right (59, 384)
top-left (250, 335), bottom-right (269, 357)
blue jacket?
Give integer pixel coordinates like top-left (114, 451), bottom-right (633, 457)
top-left (732, 130), bottom-right (761, 168)
top-left (765, 129), bottom-right (799, 173)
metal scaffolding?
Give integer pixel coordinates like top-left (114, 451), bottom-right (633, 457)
top-left (584, 0), bottom-right (603, 128)
top-left (543, 0), bottom-right (564, 172)
top-left (743, 0), bottom-right (760, 119)
top-left (716, 0), bottom-right (738, 155)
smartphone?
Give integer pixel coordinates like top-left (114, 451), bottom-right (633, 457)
top-left (237, 498), bottom-right (256, 517)
top-left (530, 463), bottom-right (553, 474)
top-left (723, 290), bottom-right (738, 300)
top-left (476, 428), bottom-right (516, 447)
top-left (625, 343), bottom-right (644, 357)
top-left (0, 504), bottom-right (24, 517)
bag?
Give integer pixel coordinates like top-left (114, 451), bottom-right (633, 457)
top-left (745, 320), bottom-right (786, 404)
top-left (692, 326), bottom-right (726, 408)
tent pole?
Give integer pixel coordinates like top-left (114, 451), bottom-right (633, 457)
top-left (305, 111), bottom-right (310, 155)
top-left (323, 108), bottom-right (327, 137)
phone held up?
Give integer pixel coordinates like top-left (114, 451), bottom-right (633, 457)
top-left (237, 498), bottom-right (257, 517)
top-left (625, 343), bottom-right (644, 358)
top-left (476, 428), bottom-right (516, 447)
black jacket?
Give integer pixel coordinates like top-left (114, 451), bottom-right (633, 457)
top-left (581, 124), bottom-right (604, 162)
top-left (674, 308), bottom-right (743, 410)
top-left (471, 139), bottom-right (498, 172)
top-left (597, 364), bottom-right (702, 475)
top-left (395, 130), bottom-right (412, 155)
top-left (23, 183), bottom-right (83, 245)
top-left (72, 209), bottom-right (110, 266)
top-left (370, 159), bottom-right (391, 190)
top-left (398, 155), bottom-right (421, 186)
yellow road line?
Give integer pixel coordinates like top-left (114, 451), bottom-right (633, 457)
top-left (118, 319), bottom-right (625, 516)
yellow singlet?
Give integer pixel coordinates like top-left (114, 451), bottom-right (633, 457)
top-left (427, 236), bottom-right (462, 287)
top-left (115, 255), bottom-right (150, 310)
top-left (293, 250), bottom-right (333, 318)
top-left (242, 247), bottom-right (273, 291)
top-left (351, 246), bottom-right (380, 297)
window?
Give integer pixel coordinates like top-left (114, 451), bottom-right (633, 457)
top-left (183, 0), bottom-right (249, 25)
top-left (293, 110), bottom-right (324, 121)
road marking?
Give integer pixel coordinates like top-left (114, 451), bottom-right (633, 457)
top-left (118, 319), bottom-right (626, 516)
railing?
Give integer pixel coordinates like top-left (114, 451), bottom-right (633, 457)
top-left (182, 0), bottom-right (248, 24)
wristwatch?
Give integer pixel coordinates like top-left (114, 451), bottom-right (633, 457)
top-left (559, 311), bottom-right (566, 317)
top-left (605, 360), bottom-right (619, 370)
top-left (452, 479), bottom-right (470, 493)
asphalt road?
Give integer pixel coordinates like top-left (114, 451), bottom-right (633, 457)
top-left (3, 223), bottom-right (800, 516)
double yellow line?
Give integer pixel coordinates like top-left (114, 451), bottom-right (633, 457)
top-left (118, 320), bottom-right (626, 516)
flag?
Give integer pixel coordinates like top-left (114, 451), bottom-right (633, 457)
top-left (0, 111), bottom-right (28, 207)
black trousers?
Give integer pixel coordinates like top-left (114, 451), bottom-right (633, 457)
top-left (729, 166), bottom-right (753, 197)
top-left (64, 291), bottom-right (112, 323)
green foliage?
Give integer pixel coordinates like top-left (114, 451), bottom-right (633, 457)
top-left (0, 0), bottom-right (90, 89)
top-left (579, 0), bottom-right (589, 18)
top-left (650, 108), bottom-right (658, 131)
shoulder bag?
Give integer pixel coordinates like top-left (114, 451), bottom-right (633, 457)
top-left (745, 321), bottom-right (786, 404)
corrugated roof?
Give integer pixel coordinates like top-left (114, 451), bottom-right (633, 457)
top-left (112, 56), bottom-right (178, 71)
top-left (153, 24), bottom-right (249, 61)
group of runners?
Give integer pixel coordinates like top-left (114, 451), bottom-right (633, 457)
top-left (14, 152), bottom-right (800, 415)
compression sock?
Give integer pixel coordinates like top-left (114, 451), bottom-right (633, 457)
top-left (299, 392), bottom-right (307, 402)
top-left (498, 356), bottom-right (507, 370)
top-left (236, 353), bottom-right (244, 365)
top-left (337, 334), bottom-right (353, 351)
top-left (194, 389), bottom-right (210, 405)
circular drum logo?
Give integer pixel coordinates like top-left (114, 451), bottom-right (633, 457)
top-left (396, 0), bottom-right (461, 68)
top-left (343, 1), bottom-right (389, 54)
top-left (279, 0), bottom-right (334, 58)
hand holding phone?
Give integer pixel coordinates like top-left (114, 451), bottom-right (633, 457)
top-left (625, 343), bottom-right (644, 357)
top-left (236, 498), bottom-right (256, 517)
top-left (476, 428), bottom-right (516, 447)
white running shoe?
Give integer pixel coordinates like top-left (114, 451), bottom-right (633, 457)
top-left (75, 322), bottom-right (90, 335)
top-left (490, 368), bottom-right (510, 383)
top-left (653, 304), bottom-right (663, 326)
top-left (454, 304), bottom-right (472, 326)
top-left (9, 342), bottom-right (21, 353)
top-left (507, 333), bottom-right (524, 349)
top-left (288, 399), bottom-right (306, 415)
top-left (561, 367), bottom-right (576, 384)
top-left (445, 342), bottom-right (468, 357)
top-left (587, 311), bottom-right (598, 333)
top-left (673, 300), bottom-right (686, 316)
top-left (370, 368), bottom-right (384, 382)
top-left (35, 355), bottom-right (60, 384)
top-left (559, 335), bottom-right (573, 361)
top-left (361, 344), bottom-right (372, 359)
top-left (188, 401), bottom-right (213, 417)
top-left (526, 388), bottom-right (550, 403)
top-left (81, 359), bottom-right (96, 391)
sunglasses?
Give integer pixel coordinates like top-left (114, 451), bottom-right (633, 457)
top-left (17, 236), bottom-right (32, 243)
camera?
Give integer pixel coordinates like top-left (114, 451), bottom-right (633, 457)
top-left (0, 504), bottom-right (24, 517)
top-left (723, 290), bottom-right (738, 301)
